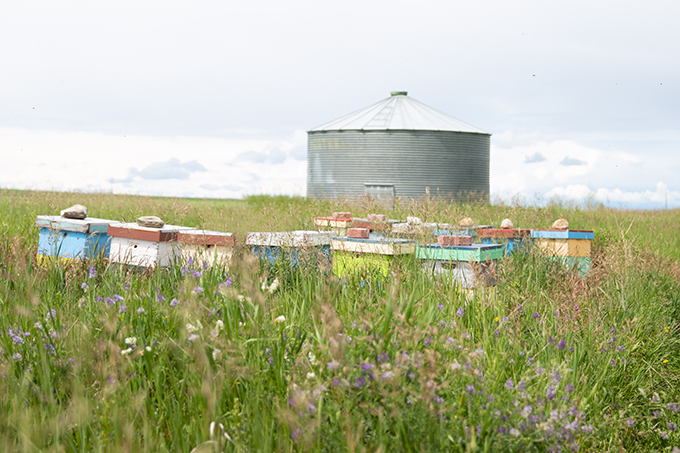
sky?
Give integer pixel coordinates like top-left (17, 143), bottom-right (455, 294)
top-left (1, 0), bottom-right (679, 209)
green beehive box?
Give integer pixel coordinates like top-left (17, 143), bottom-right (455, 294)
top-left (415, 243), bottom-right (504, 262)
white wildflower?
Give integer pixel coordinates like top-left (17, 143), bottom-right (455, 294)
top-left (268, 278), bottom-right (279, 293)
top-left (212, 349), bottom-right (222, 360)
top-left (510, 428), bottom-right (520, 437)
top-left (307, 351), bottom-right (317, 365)
top-left (145, 346), bottom-right (151, 352)
top-left (451, 361), bottom-right (461, 370)
top-left (215, 320), bottom-right (224, 331)
top-left (188, 334), bottom-right (199, 342)
top-left (124, 337), bottom-right (137, 345)
top-left (186, 323), bottom-right (198, 333)
top-left (121, 348), bottom-right (133, 356)
top-left (274, 315), bottom-right (286, 323)
top-left (306, 372), bottom-right (316, 379)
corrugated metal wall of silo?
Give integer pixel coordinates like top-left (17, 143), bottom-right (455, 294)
top-left (307, 130), bottom-right (490, 201)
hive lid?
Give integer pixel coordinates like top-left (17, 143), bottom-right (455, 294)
top-left (177, 230), bottom-right (235, 246)
top-left (246, 231), bottom-right (332, 247)
top-left (107, 222), bottom-right (194, 242)
top-left (36, 215), bottom-right (116, 234)
top-left (309, 92), bottom-right (489, 134)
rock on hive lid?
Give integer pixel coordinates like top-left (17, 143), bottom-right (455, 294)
top-left (61, 204), bottom-right (88, 219)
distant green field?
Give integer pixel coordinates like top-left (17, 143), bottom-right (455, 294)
top-left (1, 189), bottom-right (679, 452)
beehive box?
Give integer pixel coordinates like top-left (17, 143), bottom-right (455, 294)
top-left (177, 230), bottom-right (235, 268)
top-left (314, 217), bottom-right (354, 236)
top-left (246, 231), bottom-right (332, 270)
top-left (351, 217), bottom-right (399, 234)
top-left (530, 229), bottom-right (595, 277)
top-left (107, 223), bottom-right (194, 268)
top-left (331, 235), bottom-right (415, 280)
top-left (477, 229), bottom-right (532, 255)
top-left (35, 215), bottom-right (117, 263)
top-left (416, 243), bottom-right (503, 288)
top-left (432, 225), bottom-right (494, 238)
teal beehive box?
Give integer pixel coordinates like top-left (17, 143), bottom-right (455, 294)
top-left (416, 243), bottom-right (503, 288)
top-left (36, 215), bottom-right (116, 263)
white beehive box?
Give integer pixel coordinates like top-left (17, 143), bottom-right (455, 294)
top-left (107, 223), bottom-right (194, 268)
top-left (177, 229), bottom-right (235, 268)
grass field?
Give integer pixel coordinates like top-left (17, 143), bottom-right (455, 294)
top-left (1, 188), bottom-right (680, 452)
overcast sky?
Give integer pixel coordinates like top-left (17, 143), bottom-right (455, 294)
top-left (1, 0), bottom-right (678, 209)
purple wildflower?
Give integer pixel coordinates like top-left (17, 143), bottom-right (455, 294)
top-left (113, 294), bottom-right (124, 302)
top-left (466, 385), bottom-right (476, 395)
top-left (438, 303), bottom-right (444, 311)
top-left (667, 403), bottom-right (679, 413)
top-left (667, 421), bottom-right (677, 431)
top-left (424, 336), bottom-right (432, 347)
top-left (95, 295), bottom-right (103, 301)
top-left (505, 379), bottom-right (514, 390)
top-left (626, 419), bottom-right (635, 427)
top-left (170, 298), bottom-right (179, 308)
top-left (661, 431), bottom-right (670, 440)
top-left (105, 297), bottom-right (114, 306)
top-left (192, 286), bottom-right (203, 295)
top-left (306, 402), bottom-right (317, 415)
top-left (498, 426), bottom-right (507, 434)
top-left (456, 307), bottom-right (465, 317)
top-left (610, 359), bottom-right (616, 366)
top-left (546, 385), bottom-right (556, 401)
top-left (191, 270), bottom-right (201, 278)
top-left (354, 377), bottom-right (366, 388)
top-left (327, 361), bottom-right (339, 370)
top-left (533, 312), bottom-right (541, 319)
top-left (88, 265), bottom-right (97, 278)
top-left (291, 429), bottom-right (302, 440)
top-left (557, 339), bottom-right (567, 350)
top-left (136, 307), bottom-right (145, 314)
top-left (566, 383), bottom-right (574, 393)
top-left (81, 282), bottom-right (88, 291)
top-left (156, 294), bottom-right (165, 302)
top-left (119, 305), bottom-right (127, 313)
top-left (360, 363), bottom-right (374, 372)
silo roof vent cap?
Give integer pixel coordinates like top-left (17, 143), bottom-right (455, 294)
top-left (390, 91), bottom-right (408, 96)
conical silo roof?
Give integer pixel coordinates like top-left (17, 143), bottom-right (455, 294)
top-left (309, 91), bottom-right (488, 134)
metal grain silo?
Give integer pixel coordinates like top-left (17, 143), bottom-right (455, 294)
top-left (307, 92), bottom-right (490, 202)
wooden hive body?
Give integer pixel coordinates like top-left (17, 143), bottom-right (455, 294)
top-left (35, 216), bottom-right (116, 262)
top-left (530, 229), bottom-right (594, 276)
top-left (246, 231), bottom-right (333, 270)
top-left (107, 223), bottom-right (194, 268)
top-left (416, 243), bottom-right (502, 288)
top-left (177, 230), bottom-right (235, 268)
top-left (331, 236), bottom-right (415, 281)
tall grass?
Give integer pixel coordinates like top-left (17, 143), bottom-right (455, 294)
top-left (0, 189), bottom-right (679, 451)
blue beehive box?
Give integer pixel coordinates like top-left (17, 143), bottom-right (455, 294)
top-left (477, 229), bottom-right (532, 255)
top-left (36, 215), bottom-right (117, 263)
top-left (246, 231), bottom-right (333, 271)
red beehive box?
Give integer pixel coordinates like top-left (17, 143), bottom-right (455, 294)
top-left (437, 235), bottom-right (473, 246)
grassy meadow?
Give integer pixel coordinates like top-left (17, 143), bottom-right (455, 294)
top-left (1, 188), bottom-right (680, 452)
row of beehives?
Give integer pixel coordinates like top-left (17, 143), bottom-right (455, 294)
top-left (34, 207), bottom-right (594, 288)
top-left (314, 212), bottom-right (595, 282)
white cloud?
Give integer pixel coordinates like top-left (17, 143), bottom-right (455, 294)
top-left (0, 127), bottom-right (307, 199)
top-left (491, 131), bottom-right (676, 208)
